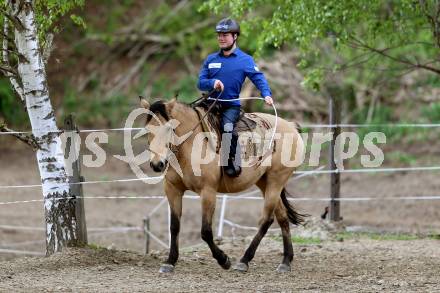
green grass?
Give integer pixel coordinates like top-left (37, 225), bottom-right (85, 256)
top-left (275, 231), bottom-right (439, 244)
top-left (428, 233), bottom-right (440, 240)
top-left (422, 102), bottom-right (440, 123)
top-left (335, 231), bottom-right (420, 241)
top-left (386, 151), bottom-right (417, 165)
top-left (292, 236), bottom-right (322, 244)
top-left (87, 243), bottom-right (106, 250)
top-left (272, 235), bottom-right (322, 245)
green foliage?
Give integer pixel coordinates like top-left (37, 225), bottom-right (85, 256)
top-left (62, 86), bottom-right (133, 127)
top-left (0, 0), bottom-right (86, 129)
top-left (417, 74), bottom-right (440, 88)
top-left (301, 68), bottom-right (324, 91)
top-left (150, 74), bottom-right (200, 104)
top-left (70, 14), bottom-right (87, 30)
top-left (352, 105), bottom-right (413, 141)
top-left (34, 0), bottom-right (86, 40)
top-left (201, 0), bottom-right (440, 86)
top-left (387, 151), bottom-right (417, 166)
top-left (422, 102), bottom-right (440, 122)
top-left (84, 0), bottom-right (130, 39)
top-left (0, 78), bottom-right (27, 126)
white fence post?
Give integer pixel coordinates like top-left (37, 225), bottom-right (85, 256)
top-left (217, 195), bottom-right (228, 240)
top-left (167, 203), bottom-right (171, 248)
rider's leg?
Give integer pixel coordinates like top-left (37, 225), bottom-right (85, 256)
top-left (220, 106), bottom-right (241, 176)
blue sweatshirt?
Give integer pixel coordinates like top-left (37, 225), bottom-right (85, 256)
top-left (197, 48), bottom-right (272, 106)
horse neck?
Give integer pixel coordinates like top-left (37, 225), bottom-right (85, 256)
top-left (170, 103), bottom-right (203, 154)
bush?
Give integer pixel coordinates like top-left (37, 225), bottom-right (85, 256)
top-left (0, 78), bottom-right (27, 126)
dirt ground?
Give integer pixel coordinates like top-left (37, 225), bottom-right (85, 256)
top-left (1, 134), bottom-right (440, 291)
top-left (0, 237), bottom-right (439, 292)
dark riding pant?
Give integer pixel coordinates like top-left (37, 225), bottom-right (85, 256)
top-left (219, 105), bottom-right (241, 165)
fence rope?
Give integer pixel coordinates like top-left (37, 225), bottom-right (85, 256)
top-left (0, 224), bottom-right (45, 231)
top-left (2, 194), bottom-right (440, 207)
top-left (0, 176), bottom-right (165, 190)
top-left (0, 164), bottom-right (321, 190)
top-left (0, 224), bottom-right (143, 233)
top-left (2, 164), bottom-right (440, 190)
top-left (2, 123), bottom-right (440, 136)
top-left (0, 248), bottom-right (45, 256)
top-left (223, 219), bottom-right (281, 232)
top-left (301, 123), bottom-right (440, 128)
top-left (143, 227), bottom-right (169, 249)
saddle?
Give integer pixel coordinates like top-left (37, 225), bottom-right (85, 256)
top-left (191, 99), bottom-right (276, 164)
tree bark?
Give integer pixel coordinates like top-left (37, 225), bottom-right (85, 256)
top-left (11, 0), bottom-right (81, 255)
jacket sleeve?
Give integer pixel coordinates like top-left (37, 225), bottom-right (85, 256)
top-left (244, 57), bottom-right (272, 98)
top-left (197, 57), bottom-right (216, 91)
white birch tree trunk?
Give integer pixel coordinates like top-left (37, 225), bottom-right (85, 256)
top-left (10, 0), bottom-right (79, 255)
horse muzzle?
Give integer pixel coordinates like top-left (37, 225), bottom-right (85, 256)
top-left (150, 159), bottom-right (168, 172)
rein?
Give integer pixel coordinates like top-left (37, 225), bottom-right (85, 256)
top-left (159, 89), bottom-right (222, 158)
top-left (188, 88), bottom-right (223, 134)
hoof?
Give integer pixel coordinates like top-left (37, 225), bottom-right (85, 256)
top-left (276, 263), bottom-right (291, 273)
top-left (159, 264), bottom-right (175, 273)
top-left (232, 262), bottom-right (248, 273)
top-left (220, 256), bottom-right (231, 270)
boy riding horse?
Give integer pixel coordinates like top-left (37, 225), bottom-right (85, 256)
top-left (197, 18), bottom-right (274, 177)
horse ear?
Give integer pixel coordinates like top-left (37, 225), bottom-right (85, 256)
top-left (166, 98), bottom-right (176, 113)
top-left (139, 96), bottom-right (150, 109)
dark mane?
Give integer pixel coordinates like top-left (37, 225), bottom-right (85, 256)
top-left (146, 100), bottom-right (170, 123)
top-left (146, 99), bottom-right (219, 132)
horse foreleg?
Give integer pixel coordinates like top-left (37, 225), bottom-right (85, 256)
top-left (274, 201), bottom-right (294, 273)
top-left (233, 187), bottom-right (280, 272)
top-left (159, 182), bottom-right (184, 273)
top-left (200, 188), bottom-right (231, 270)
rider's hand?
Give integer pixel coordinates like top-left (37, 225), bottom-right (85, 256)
top-left (214, 80), bottom-right (224, 91)
top-left (264, 96), bottom-right (273, 106)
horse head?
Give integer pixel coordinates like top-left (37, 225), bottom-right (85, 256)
top-left (138, 96), bottom-right (179, 173)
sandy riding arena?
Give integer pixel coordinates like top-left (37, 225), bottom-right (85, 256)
top-left (0, 237), bottom-right (439, 292)
top-left (1, 143), bottom-right (440, 292)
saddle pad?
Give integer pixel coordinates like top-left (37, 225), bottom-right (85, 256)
top-left (193, 107), bottom-right (275, 160)
top-left (237, 113), bottom-right (276, 161)
top-left (235, 114), bottom-right (257, 132)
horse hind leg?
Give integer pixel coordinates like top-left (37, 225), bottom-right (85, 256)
top-left (275, 187), bottom-right (307, 273)
top-left (274, 200), bottom-right (293, 272)
top-left (233, 185), bottom-right (280, 272)
top-left (200, 188), bottom-right (231, 270)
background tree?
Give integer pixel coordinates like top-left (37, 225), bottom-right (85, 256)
top-left (202, 0), bottom-right (440, 121)
top-left (0, 0), bottom-right (85, 255)
top-left (202, 0), bottom-right (439, 78)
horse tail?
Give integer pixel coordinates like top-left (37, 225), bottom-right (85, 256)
top-left (280, 188), bottom-right (308, 225)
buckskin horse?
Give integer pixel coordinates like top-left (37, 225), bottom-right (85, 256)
top-left (137, 96), bottom-right (305, 273)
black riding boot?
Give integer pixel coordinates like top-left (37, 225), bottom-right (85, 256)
top-left (224, 132), bottom-right (241, 177)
